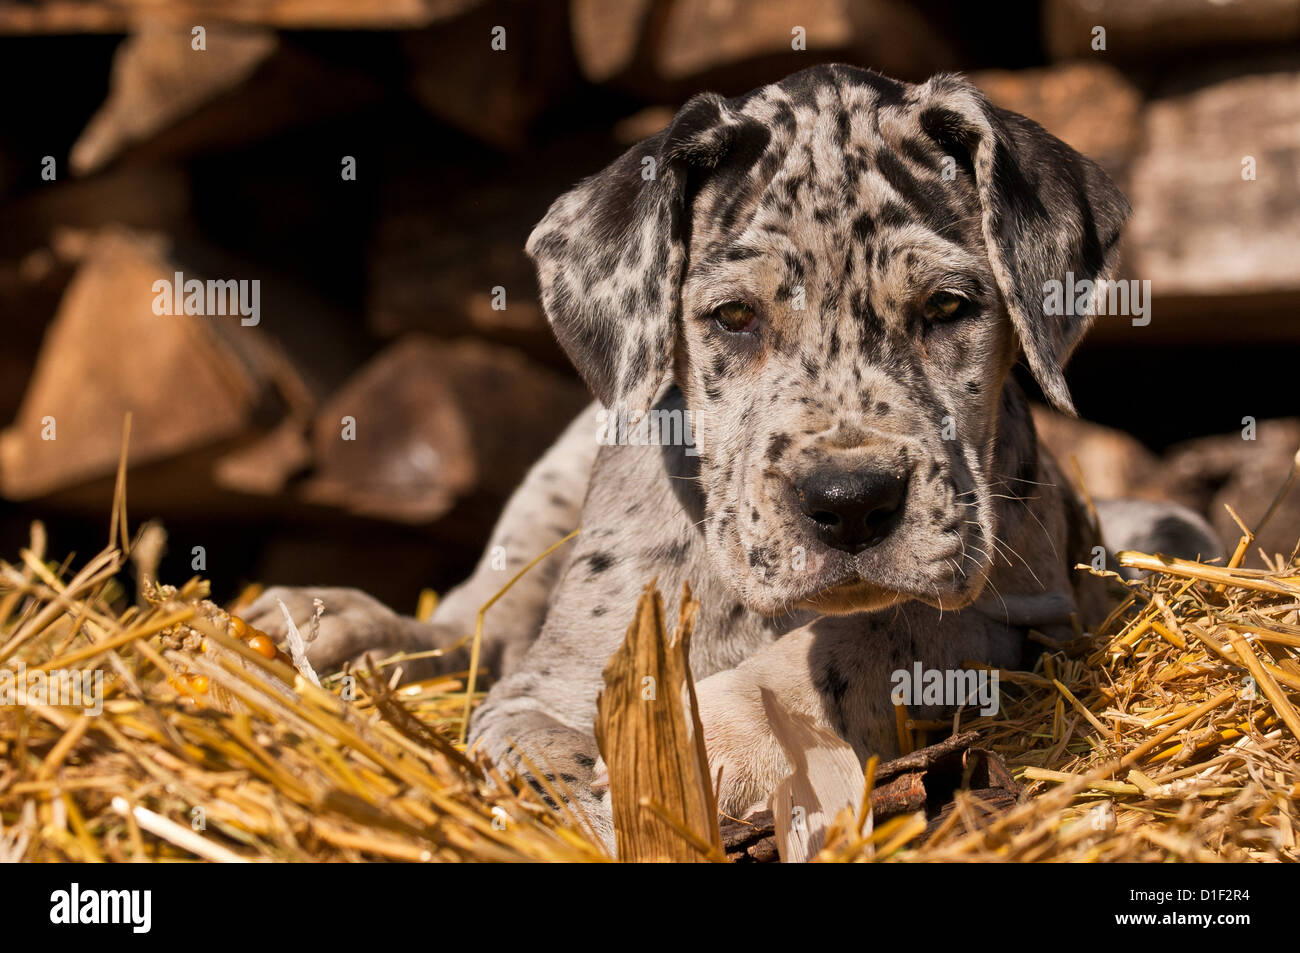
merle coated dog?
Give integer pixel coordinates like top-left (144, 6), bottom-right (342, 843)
top-left (250, 65), bottom-right (1219, 847)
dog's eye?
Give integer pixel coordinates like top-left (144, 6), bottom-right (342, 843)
top-left (923, 291), bottom-right (970, 322)
top-left (710, 301), bottom-right (758, 333)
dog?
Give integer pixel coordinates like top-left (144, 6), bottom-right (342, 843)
top-left (248, 65), bottom-right (1220, 848)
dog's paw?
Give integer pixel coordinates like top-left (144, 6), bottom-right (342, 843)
top-left (477, 711), bottom-right (614, 853)
top-left (694, 671), bottom-right (789, 818)
top-left (241, 586), bottom-right (410, 675)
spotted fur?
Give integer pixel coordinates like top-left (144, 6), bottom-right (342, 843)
top-left (250, 66), bottom-right (1219, 852)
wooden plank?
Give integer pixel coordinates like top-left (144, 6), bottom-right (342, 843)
top-left (0, 0), bottom-right (480, 33)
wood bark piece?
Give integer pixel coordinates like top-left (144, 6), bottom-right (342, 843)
top-left (719, 809), bottom-right (777, 861)
top-left (594, 582), bottom-right (724, 862)
top-left (869, 770), bottom-right (928, 815)
top-left (720, 730), bottom-right (1023, 862)
top-left (922, 746), bottom-right (1023, 838)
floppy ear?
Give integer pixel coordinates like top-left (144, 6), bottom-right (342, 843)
top-left (914, 76), bottom-right (1130, 415)
top-left (526, 93), bottom-right (766, 412)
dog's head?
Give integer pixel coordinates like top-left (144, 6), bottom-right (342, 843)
top-left (527, 65), bottom-right (1128, 616)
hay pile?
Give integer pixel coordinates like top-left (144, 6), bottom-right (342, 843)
top-left (1, 464), bottom-right (1297, 862)
top-left (823, 543), bottom-right (1300, 862)
top-left (0, 520), bottom-right (605, 862)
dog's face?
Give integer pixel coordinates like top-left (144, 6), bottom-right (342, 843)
top-left (528, 66), bottom-right (1128, 617)
top-left (674, 95), bottom-right (1014, 615)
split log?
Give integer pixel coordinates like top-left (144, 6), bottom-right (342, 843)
top-left (1125, 65), bottom-right (1300, 312)
top-left (69, 27), bottom-right (386, 174)
top-left (1030, 403), bottom-right (1161, 501)
top-left (971, 63), bottom-right (1140, 183)
top-left (0, 227), bottom-right (302, 501)
top-left (1044, 0), bottom-right (1300, 61)
top-left (366, 138), bottom-right (626, 363)
top-left (1159, 419), bottom-right (1300, 564)
top-left (301, 336), bottom-right (587, 523)
top-left (572, 0), bottom-right (960, 99)
top-left (71, 23), bottom-right (277, 175)
top-left (402, 0), bottom-right (576, 150)
top-left (569, 0), bottom-right (655, 83)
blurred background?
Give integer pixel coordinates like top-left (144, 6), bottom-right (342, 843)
top-left (0, 0), bottom-right (1296, 608)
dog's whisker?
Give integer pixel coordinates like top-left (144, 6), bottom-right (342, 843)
top-left (981, 576), bottom-right (1010, 618)
top-left (990, 531), bottom-right (1046, 590)
top-left (991, 472), bottom-right (1059, 490)
top-left (1001, 490), bottom-right (1062, 566)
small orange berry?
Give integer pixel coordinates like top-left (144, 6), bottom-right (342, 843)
top-left (247, 634), bottom-right (277, 659)
top-left (188, 675), bottom-right (210, 694)
top-left (230, 616), bottom-right (248, 639)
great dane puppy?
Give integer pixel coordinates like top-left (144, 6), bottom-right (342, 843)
top-left (250, 65), bottom-right (1218, 845)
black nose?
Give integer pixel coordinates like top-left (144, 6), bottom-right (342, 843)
top-left (796, 467), bottom-right (910, 553)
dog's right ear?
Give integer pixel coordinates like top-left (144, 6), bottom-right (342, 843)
top-left (527, 93), bottom-right (767, 413)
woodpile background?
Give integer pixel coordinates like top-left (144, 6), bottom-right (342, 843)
top-left (0, 0), bottom-right (1296, 607)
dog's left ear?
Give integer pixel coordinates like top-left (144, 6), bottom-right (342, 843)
top-left (914, 76), bottom-right (1130, 415)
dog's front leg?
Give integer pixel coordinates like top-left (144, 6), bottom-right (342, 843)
top-left (242, 406), bottom-right (598, 682)
top-left (693, 617), bottom-right (887, 817)
top-left (694, 606), bottom-right (1021, 818)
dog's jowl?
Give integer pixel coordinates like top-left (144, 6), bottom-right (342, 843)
top-left (249, 65), bottom-right (1220, 847)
